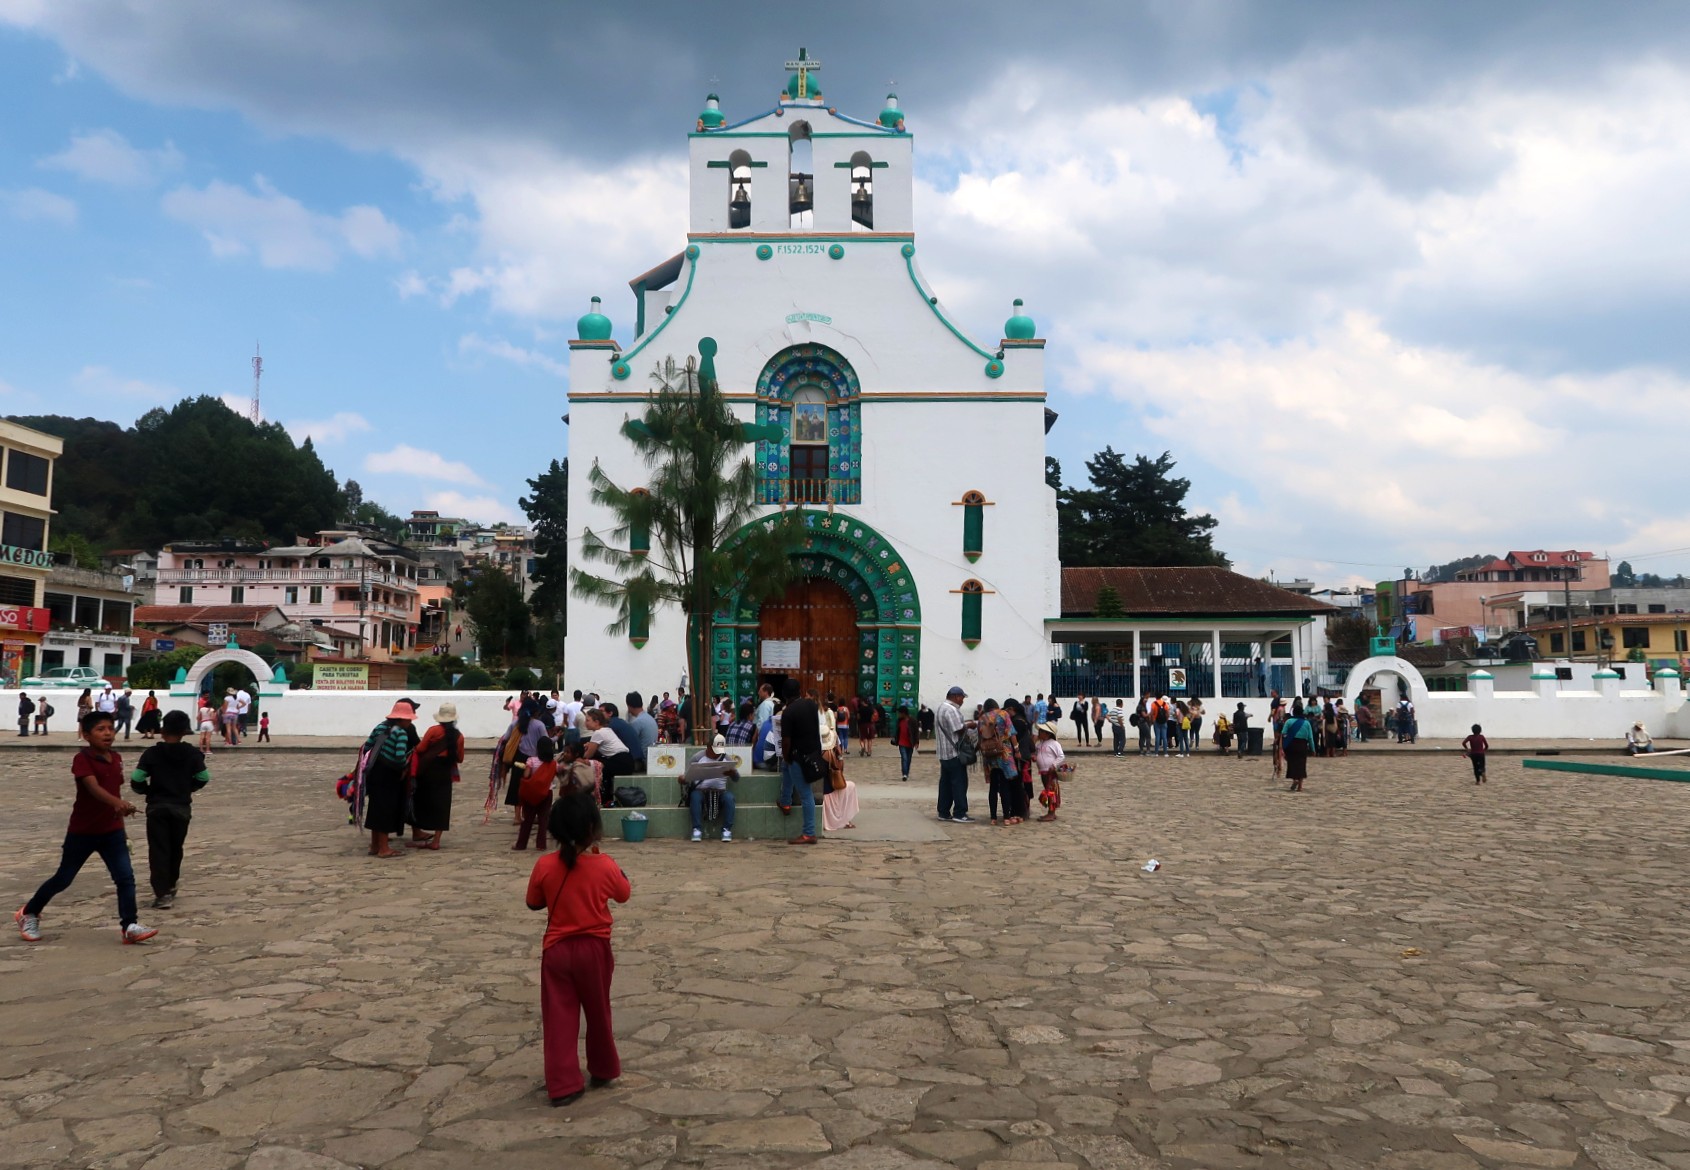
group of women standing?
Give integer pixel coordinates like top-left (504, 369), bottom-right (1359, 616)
top-left (357, 699), bottom-right (465, 857)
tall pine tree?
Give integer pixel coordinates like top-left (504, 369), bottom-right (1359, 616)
top-left (1058, 448), bottom-right (1227, 567)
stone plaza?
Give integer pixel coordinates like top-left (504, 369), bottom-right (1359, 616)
top-left (6, 745), bottom-right (1690, 1169)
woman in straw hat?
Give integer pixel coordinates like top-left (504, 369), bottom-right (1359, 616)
top-left (361, 699), bottom-right (420, 858)
top-left (408, 702), bottom-right (466, 851)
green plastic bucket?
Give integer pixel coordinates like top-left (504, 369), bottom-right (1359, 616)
top-left (621, 815), bottom-right (649, 843)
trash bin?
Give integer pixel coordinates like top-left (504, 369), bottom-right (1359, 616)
top-left (1246, 728), bottom-right (1265, 756)
top-left (620, 813), bottom-right (649, 843)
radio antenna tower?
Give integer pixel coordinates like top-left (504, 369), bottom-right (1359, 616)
top-left (250, 343), bottom-right (263, 422)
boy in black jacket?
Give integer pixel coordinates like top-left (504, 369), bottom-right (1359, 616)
top-left (130, 710), bottom-right (210, 909)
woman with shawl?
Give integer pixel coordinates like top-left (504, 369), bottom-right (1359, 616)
top-left (408, 701), bottom-right (464, 850)
top-left (361, 699), bottom-right (420, 857)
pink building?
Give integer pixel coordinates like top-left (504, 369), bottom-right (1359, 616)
top-left (1400, 550), bottom-right (1609, 639)
top-left (152, 531), bottom-right (421, 660)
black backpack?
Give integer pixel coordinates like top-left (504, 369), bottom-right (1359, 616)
top-left (614, 785), bottom-right (648, 808)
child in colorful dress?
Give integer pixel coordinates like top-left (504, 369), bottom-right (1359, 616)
top-left (526, 790), bottom-right (631, 1107)
top-left (1462, 724), bottom-right (1488, 785)
top-left (514, 737), bottom-right (560, 850)
top-left (1034, 721), bottom-right (1066, 822)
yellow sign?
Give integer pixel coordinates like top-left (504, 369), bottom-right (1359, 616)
top-left (314, 664), bottom-right (370, 691)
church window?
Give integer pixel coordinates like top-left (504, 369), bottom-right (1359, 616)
top-left (754, 344), bottom-right (862, 507)
top-left (960, 490), bottom-right (986, 562)
top-left (849, 151), bottom-right (874, 230)
top-left (728, 150), bottom-right (753, 230)
top-left (629, 488), bottom-right (650, 556)
top-left (788, 122), bottom-right (814, 228)
top-left (629, 597), bottom-right (649, 647)
top-left (789, 388), bottom-right (830, 503)
top-left (960, 579), bottom-right (985, 646)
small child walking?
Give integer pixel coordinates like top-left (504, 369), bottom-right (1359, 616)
top-left (1462, 723), bottom-right (1488, 785)
top-left (257, 713), bottom-right (270, 743)
top-left (130, 709), bottom-right (210, 909)
top-left (16, 711), bottom-right (158, 944)
top-left (526, 790), bottom-right (630, 1106)
top-left (1034, 721), bottom-right (1066, 821)
top-left (514, 738), bottom-right (560, 851)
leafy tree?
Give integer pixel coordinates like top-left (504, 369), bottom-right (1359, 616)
top-left (1045, 456), bottom-right (1062, 492)
top-left (406, 658), bottom-right (448, 691)
top-left (504, 665), bottom-right (540, 689)
top-left (50, 531), bottom-right (101, 569)
top-left (1421, 554), bottom-right (1496, 583)
top-left (571, 342), bottom-right (804, 736)
top-left (1614, 560), bottom-right (1637, 587)
top-left (455, 666), bottom-right (495, 690)
top-left (455, 564), bottom-right (532, 665)
top-left (1058, 449), bottom-right (1227, 567)
top-left (12, 398), bottom-right (341, 549)
top-left (521, 457), bottom-right (569, 626)
top-left (127, 644), bottom-right (208, 689)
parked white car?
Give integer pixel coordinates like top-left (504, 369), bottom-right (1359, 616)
top-left (20, 665), bottom-right (105, 688)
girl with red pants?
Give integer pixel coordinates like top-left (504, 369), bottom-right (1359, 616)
top-left (525, 790), bottom-right (631, 1106)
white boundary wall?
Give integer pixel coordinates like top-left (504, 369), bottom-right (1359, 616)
top-left (0, 690), bottom-right (517, 739)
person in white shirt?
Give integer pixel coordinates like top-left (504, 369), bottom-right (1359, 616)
top-left (560, 690), bottom-right (585, 743)
top-left (95, 687), bottom-right (118, 714)
top-left (234, 689), bottom-right (252, 738)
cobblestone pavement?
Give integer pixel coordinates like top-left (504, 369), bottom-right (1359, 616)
top-left (6, 746), bottom-right (1690, 1169)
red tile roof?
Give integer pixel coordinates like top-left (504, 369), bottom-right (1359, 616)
top-left (1060, 567), bottom-right (1337, 618)
top-left (1505, 550), bottom-right (1596, 567)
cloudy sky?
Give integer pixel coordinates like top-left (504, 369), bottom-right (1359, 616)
top-left (4, 1), bottom-right (1690, 583)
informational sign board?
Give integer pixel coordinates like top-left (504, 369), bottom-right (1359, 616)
top-left (761, 639), bottom-right (801, 670)
top-left (1167, 667), bottom-right (1188, 692)
top-left (314, 663), bottom-right (370, 691)
top-left (206, 623), bottom-right (230, 646)
top-left (153, 639), bottom-right (176, 652)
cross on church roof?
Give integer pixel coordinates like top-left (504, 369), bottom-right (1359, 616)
top-left (784, 46), bottom-right (821, 100)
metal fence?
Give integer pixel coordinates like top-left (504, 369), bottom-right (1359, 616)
top-left (1049, 660), bottom-right (1294, 701)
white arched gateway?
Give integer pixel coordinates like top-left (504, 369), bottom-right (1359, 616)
top-left (1343, 654), bottom-right (1430, 713)
top-left (172, 647), bottom-right (288, 697)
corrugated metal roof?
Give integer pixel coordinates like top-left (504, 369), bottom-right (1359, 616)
top-left (1060, 567), bottom-right (1338, 618)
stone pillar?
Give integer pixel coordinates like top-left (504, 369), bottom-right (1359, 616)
top-left (1531, 668), bottom-right (1558, 701)
top-left (1291, 628), bottom-right (1304, 697)
top-left (1132, 629), bottom-right (1142, 699)
top-left (1211, 628), bottom-right (1223, 699)
top-left (1467, 670), bottom-right (1495, 700)
top-left (1654, 666), bottom-right (1682, 703)
top-left (1593, 668), bottom-right (1622, 700)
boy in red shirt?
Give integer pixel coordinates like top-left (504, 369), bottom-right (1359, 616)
top-left (16, 711), bottom-right (158, 944)
top-left (526, 789), bottom-right (631, 1106)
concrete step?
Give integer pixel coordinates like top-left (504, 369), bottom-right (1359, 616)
top-left (609, 769), bottom-right (789, 809)
top-left (608, 802), bottom-right (817, 841)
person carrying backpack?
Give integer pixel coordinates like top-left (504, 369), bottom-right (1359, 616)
top-left (359, 700), bottom-right (420, 858)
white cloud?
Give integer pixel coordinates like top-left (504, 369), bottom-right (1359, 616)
top-left (423, 490), bottom-right (522, 526)
top-left (363, 443), bottom-right (487, 486)
top-left (39, 128), bottom-right (182, 186)
top-left (161, 176), bottom-right (402, 270)
top-left (285, 411), bottom-right (371, 445)
top-left (2, 186), bottom-right (77, 225)
top-left (218, 392), bottom-right (253, 417)
top-left (73, 364), bottom-right (178, 403)
top-left (457, 332), bottom-right (566, 376)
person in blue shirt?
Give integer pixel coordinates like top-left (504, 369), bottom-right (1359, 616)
top-left (598, 701), bottom-right (645, 772)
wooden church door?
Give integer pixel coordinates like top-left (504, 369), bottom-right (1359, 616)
top-left (759, 577), bottom-right (859, 700)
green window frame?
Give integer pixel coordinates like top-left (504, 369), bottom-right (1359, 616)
top-left (960, 490), bottom-right (986, 562)
top-left (960, 579), bottom-right (984, 646)
top-left (630, 488), bottom-right (651, 556)
top-left (629, 598), bottom-right (649, 647)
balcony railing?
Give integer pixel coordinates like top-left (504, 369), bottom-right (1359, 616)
top-left (756, 478), bottom-right (861, 506)
top-left (156, 567), bottom-right (414, 588)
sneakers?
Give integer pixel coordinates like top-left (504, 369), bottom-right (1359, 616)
top-left (15, 907), bottom-right (40, 943)
top-left (951, 815), bottom-right (975, 824)
top-left (122, 922), bottom-right (159, 945)
top-left (786, 834), bottom-right (817, 845)
top-left (937, 815), bottom-right (953, 822)
top-left (152, 893), bottom-right (175, 910)
top-left (721, 829), bottom-right (732, 842)
top-left (691, 829), bottom-right (703, 842)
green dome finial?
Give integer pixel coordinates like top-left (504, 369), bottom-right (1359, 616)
top-left (697, 93), bottom-right (724, 130)
top-left (879, 93), bottom-right (903, 129)
top-left (1004, 297), bottom-right (1036, 340)
top-left (577, 296), bottom-right (612, 341)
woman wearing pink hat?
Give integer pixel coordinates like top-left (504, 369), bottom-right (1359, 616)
top-left (360, 699), bottom-right (420, 858)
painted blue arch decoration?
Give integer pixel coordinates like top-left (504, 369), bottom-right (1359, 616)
top-left (712, 510), bottom-right (921, 704)
top-left (754, 343), bottom-right (863, 505)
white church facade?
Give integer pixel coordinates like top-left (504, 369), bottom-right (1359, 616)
top-left (565, 56), bottom-right (1060, 707)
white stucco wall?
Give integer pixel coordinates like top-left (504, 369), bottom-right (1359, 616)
top-left (3, 689), bottom-right (517, 739)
